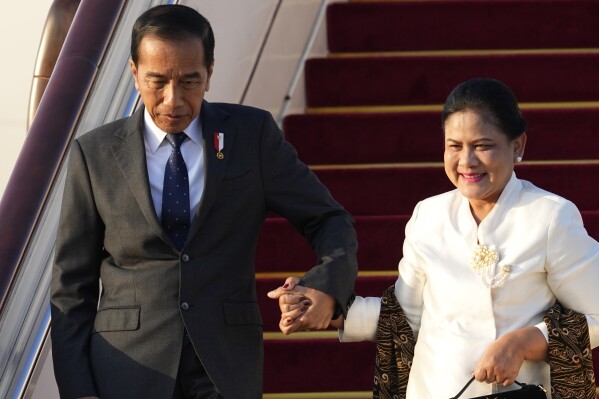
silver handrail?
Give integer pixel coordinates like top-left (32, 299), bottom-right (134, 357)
top-left (0, 1), bottom-right (158, 397)
top-left (276, 0), bottom-right (329, 126)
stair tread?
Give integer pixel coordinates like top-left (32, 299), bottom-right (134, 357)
top-left (264, 338), bottom-right (375, 392)
top-left (305, 101), bottom-right (599, 114)
top-left (329, 48), bottom-right (599, 58)
top-left (310, 163), bottom-right (599, 215)
top-left (284, 108), bottom-right (599, 164)
top-left (305, 53), bottom-right (599, 107)
top-left (327, 0), bottom-right (599, 53)
top-left (263, 0), bottom-right (599, 393)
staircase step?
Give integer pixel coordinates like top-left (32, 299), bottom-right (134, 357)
top-left (264, 338), bottom-right (375, 393)
top-left (266, 0), bottom-right (599, 394)
top-left (284, 108), bottom-right (599, 164)
top-left (255, 211), bottom-right (599, 273)
top-left (306, 101), bottom-right (599, 115)
top-left (256, 215), bottom-right (408, 272)
top-left (264, 394), bottom-right (370, 399)
top-left (305, 53), bottom-right (599, 107)
top-left (310, 163), bottom-right (599, 215)
top-left (285, 111), bottom-right (441, 164)
top-left (263, 336), bottom-right (599, 395)
top-left (327, 0), bottom-right (599, 53)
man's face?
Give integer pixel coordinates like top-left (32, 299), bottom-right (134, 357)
top-left (130, 35), bottom-right (213, 133)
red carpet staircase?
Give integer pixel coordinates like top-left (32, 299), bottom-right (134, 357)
top-left (258, 1), bottom-right (599, 397)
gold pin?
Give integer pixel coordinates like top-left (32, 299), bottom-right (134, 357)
top-left (216, 152), bottom-right (224, 160)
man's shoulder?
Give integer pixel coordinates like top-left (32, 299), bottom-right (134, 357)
top-left (77, 114), bottom-right (135, 145)
top-left (209, 102), bottom-right (270, 119)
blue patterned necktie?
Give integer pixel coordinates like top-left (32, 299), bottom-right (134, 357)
top-left (161, 133), bottom-right (190, 250)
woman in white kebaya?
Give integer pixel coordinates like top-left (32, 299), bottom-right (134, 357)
top-left (271, 78), bottom-right (599, 397)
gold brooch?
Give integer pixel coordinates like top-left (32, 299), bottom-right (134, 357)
top-left (470, 245), bottom-right (511, 288)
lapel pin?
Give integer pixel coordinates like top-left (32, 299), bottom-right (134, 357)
top-left (213, 132), bottom-right (224, 159)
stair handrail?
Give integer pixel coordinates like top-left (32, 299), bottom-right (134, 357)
top-left (276, 0), bottom-right (330, 126)
top-left (0, 0), bottom-right (129, 396)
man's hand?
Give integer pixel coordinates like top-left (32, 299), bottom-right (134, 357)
top-left (267, 277), bottom-right (336, 335)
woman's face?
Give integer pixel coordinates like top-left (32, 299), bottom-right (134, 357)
top-left (443, 109), bottom-right (526, 207)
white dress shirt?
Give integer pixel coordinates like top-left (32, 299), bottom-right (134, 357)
top-left (142, 109), bottom-right (205, 220)
top-left (342, 173), bottom-right (599, 398)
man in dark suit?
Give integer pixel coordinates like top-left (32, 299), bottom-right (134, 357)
top-left (50, 5), bottom-right (357, 399)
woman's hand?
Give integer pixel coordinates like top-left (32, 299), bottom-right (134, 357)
top-left (268, 277), bottom-right (337, 334)
top-left (267, 277), bottom-right (311, 331)
top-left (474, 327), bottom-right (548, 386)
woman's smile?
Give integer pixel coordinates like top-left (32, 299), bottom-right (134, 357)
top-left (460, 173), bottom-right (486, 183)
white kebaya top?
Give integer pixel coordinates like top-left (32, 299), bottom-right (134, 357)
top-left (341, 173), bottom-right (599, 398)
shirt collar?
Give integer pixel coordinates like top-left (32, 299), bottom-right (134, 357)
top-left (142, 108), bottom-right (203, 153)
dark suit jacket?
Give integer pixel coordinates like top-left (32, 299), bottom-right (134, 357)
top-left (50, 102), bottom-right (358, 399)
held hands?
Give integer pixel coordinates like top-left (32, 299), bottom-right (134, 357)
top-left (267, 277), bottom-right (338, 334)
top-left (473, 327), bottom-right (548, 386)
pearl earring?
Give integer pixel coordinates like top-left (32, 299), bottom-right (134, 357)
top-left (515, 156), bottom-right (523, 163)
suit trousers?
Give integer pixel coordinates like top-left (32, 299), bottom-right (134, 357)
top-left (171, 339), bottom-right (224, 399)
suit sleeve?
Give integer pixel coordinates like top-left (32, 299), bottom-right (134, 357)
top-left (51, 140), bottom-right (103, 398)
top-left (259, 111), bottom-right (358, 317)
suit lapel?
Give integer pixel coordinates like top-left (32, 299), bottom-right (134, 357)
top-left (110, 108), bottom-right (172, 246)
top-left (187, 101), bottom-right (233, 239)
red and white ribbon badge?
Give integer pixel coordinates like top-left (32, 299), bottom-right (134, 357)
top-left (213, 132), bottom-right (224, 159)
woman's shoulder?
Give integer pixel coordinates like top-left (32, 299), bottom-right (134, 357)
top-left (515, 179), bottom-right (582, 224)
top-left (518, 179), bottom-right (576, 209)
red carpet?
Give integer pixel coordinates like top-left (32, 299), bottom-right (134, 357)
top-left (327, 1), bottom-right (599, 53)
top-left (285, 108), bottom-right (599, 164)
top-left (261, 0), bottom-right (599, 396)
top-left (313, 164), bottom-right (599, 215)
top-left (264, 339), bottom-right (375, 392)
top-left (305, 53), bottom-right (599, 107)
top-left (256, 215), bottom-right (409, 273)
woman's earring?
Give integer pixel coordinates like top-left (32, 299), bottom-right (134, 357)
top-left (515, 156), bottom-right (523, 163)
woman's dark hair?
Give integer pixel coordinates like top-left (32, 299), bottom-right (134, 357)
top-left (442, 78), bottom-right (527, 140)
top-left (131, 5), bottom-right (215, 69)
